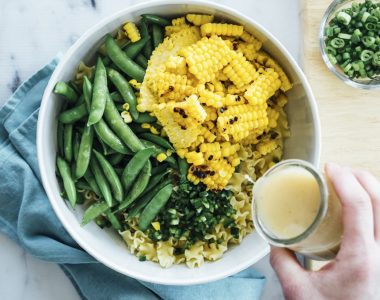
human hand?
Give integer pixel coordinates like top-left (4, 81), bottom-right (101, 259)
top-left (270, 162), bottom-right (380, 300)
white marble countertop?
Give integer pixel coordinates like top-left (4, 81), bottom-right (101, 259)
top-left (0, 0), bottom-right (301, 299)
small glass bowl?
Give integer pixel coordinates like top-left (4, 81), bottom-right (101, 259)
top-left (319, 0), bottom-right (380, 89)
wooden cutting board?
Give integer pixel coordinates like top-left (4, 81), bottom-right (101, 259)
top-left (302, 0), bottom-right (380, 271)
top-left (302, 0), bottom-right (380, 176)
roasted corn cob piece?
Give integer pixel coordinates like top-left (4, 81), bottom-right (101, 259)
top-left (223, 51), bottom-right (258, 88)
top-left (186, 14), bottom-right (214, 26)
top-left (123, 22), bottom-right (141, 42)
top-left (180, 36), bottom-right (233, 83)
top-left (201, 23), bottom-right (244, 37)
top-left (244, 69), bottom-right (281, 106)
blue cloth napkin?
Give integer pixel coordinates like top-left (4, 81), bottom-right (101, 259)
top-left (0, 58), bottom-right (266, 300)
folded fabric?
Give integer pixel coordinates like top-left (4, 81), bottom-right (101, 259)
top-left (0, 57), bottom-right (265, 300)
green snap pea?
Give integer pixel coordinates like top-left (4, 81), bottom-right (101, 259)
top-left (83, 168), bottom-right (102, 196)
top-left (90, 157), bottom-right (113, 207)
top-left (75, 179), bottom-right (92, 191)
top-left (108, 153), bottom-right (125, 166)
top-left (141, 14), bottom-right (170, 26)
top-left (140, 139), bottom-right (177, 168)
top-left (93, 149), bottom-right (124, 202)
top-left (107, 68), bottom-right (139, 120)
top-left (94, 119), bottom-right (131, 155)
top-left (119, 160), bottom-right (152, 210)
top-left (63, 124), bottom-right (73, 162)
top-left (96, 135), bottom-right (112, 156)
top-left (88, 57), bottom-right (108, 126)
top-left (110, 91), bottom-right (124, 103)
top-left (151, 163), bottom-right (169, 176)
top-left (103, 95), bottom-right (144, 152)
top-left (138, 184), bottom-right (173, 231)
top-left (57, 122), bottom-right (65, 157)
top-left (139, 133), bottom-right (174, 150)
top-left (141, 169), bottom-right (171, 196)
top-left (177, 157), bottom-right (189, 182)
top-left (83, 76), bottom-right (92, 111)
top-left (140, 19), bottom-right (153, 59)
top-left (75, 125), bottom-right (94, 179)
top-left (73, 131), bottom-right (80, 161)
top-left (105, 210), bottom-right (121, 230)
top-left (121, 147), bottom-right (155, 192)
top-left (81, 201), bottom-right (109, 226)
top-left (54, 81), bottom-right (78, 102)
top-left (57, 156), bottom-right (77, 208)
top-left (114, 167), bottom-right (124, 176)
top-left (135, 54), bottom-right (148, 69)
top-left (124, 36), bottom-right (150, 59)
top-left (105, 35), bottom-right (145, 82)
top-left (152, 24), bottom-right (164, 48)
top-left (127, 179), bottom-right (172, 219)
top-left (58, 103), bottom-right (88, 124)
top-left (134, 112), bottom-right (157, 124)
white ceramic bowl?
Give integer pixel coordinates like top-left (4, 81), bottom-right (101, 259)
top-left (37, 0), bottom-right (321, 285)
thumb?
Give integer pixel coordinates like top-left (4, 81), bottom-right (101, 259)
top-left (270, 247), bottom-right (307, 290)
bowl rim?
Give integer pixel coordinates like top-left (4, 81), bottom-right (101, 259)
top-left (319, 0), bottom-right (380, 90)
top-left (37, 0), bottom-right (321, 285)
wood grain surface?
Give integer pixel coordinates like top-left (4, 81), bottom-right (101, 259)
top-left (302, 0), bottom-right (380, 176)
top-left (302, 0), bottom-right (380, 271)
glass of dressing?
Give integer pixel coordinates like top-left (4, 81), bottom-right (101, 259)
top-left (252, 159), bottom-right (343, 260)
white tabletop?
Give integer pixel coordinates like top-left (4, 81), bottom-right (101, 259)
top-left (0, 0), bottom-right (300, 299)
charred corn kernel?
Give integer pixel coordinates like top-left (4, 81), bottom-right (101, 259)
top-left (122, 103), bottom-right (130, 110)
top-left (174, 95), bottom-right (207, 122)
top-left (204, 120), bottom-right (215, 130)
top-left (222, 94), bottom-right (245, 106)
top-left (267, 107), bottom-right (280, 128)
top-left (185, 151), bottom-right (204, 165)
top-left (255, 51), bottom-right (292, 92)
top-left (166, 149), bottom-right (173, 156)
top-left (136, 104), bottom-right (145, 112)
top-left (190, 135), bottom-right (205, 149)
top-left (165, 56), bottom-right (187, 75)
top-left (274, 93), bottom-right (288, 108)
top-left (237, 42), bottom-right (258, 61)
top-left (256, 140), bottom-right (278, 156)
top-left (141, 123), bottom-right (151, 129)
top-left (186, 14), bottom-right (214, 26)
top-left (150, 126), bottom-right (160, 135)
top-left (199, 89), bottom-right (224, 108)
top-left (221, 142), bottom-right (240, 157)
top-left (217, 103), bottom-right (265, 117)
top-left (152, 222), bottom-right (161, 231)
top-left (227, 84), bottom-right (249, 94)
top-left (200, 23), bottom-right (244, 37)
top-left (180, 36), bottom-right (233, 83)
top-left (240, 129), bottom-right (265, 145)
top-left (156, 152), bottom-right (168, 162)
top-left (223, 51), bottom-right (258, 88)
top-left (244, 69), bottom-right (281, 106)
top-left (148, 72), bottom-right (194, 102)
top-left (187, 172), bottom-right (201, 185)
top-left (240, 31), bottom-right (262, 51)
top-left (129, 79), bottom-right (141, 90)
top-left (123, 22), bottom-right (141, 42)
top-left (172, 17), bottom-right (186, 26)
top-left (121, 111), bottom-right (133, 123)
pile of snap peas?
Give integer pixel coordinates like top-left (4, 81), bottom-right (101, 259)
top-left (55, 14), bottom-right (188, 232)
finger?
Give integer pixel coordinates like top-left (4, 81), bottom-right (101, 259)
top-left (352, 169), bottom-right (380, 241)
top-left (325, 163), bottom-right (374, 246)
top-left (270, 246), bottom-right (306, 283)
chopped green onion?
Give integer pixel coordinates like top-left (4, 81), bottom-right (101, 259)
top-left (337, 11), bottom-right (352, 25)
top-left (360, 50), bottom-right (374, 62)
